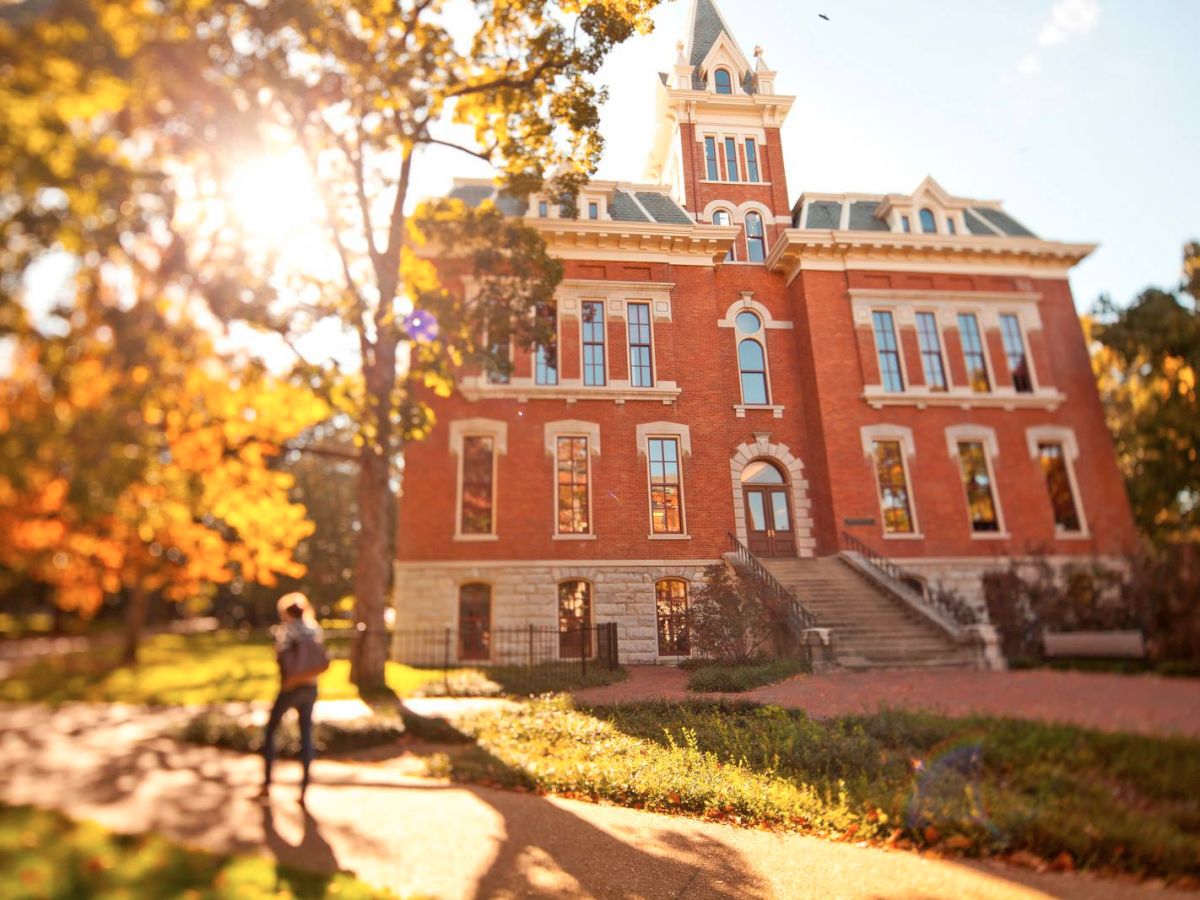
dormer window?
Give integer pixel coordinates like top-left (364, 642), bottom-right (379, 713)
top-left (588, 201), bottom-right (599, 220)
top-left (901, 216), bottom-right (911, 233)
top-left (538, 200), bottom-right (548, 217)
top-left (946, 217), bottom-right (957, 235)
top-left (714, 68), bottom-right (733, 94)
top-left (919, 208), bottom-right (937, 234)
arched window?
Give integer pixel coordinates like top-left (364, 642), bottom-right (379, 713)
top-left (735, 310), bottom-right (770, 405)
top-left (919, 208), bottom-right (937, 234)
top-left (745, 212), bottom-right (766, 262)
top-left (655, 579), bottom-right (690, 656)
top-left (458, 583), bottom-right (491, 661)
top-left (713, 209), bottom-right (735, 260)
top-left (558, 580), bottom-right (592, 659)
top-left (714, 68), bottom-right (732, 94)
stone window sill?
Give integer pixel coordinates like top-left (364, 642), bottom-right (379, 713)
top-left (648, 534), bottom-right (692, 540)
top-left (1053, 531), bottom-right (1093, 541)
top-left (552, 534), bottom-right (597, 541)
top-left (970, 532), bottom-right (1013, 541)
top-left (882, 532), bottom-right (925, 540)
top-left (734, 404), bottom-right (784, 419)
top-left (454, 534), bottom-right (500, 542)
top-left (862, 387), bottom-right (1065, 412)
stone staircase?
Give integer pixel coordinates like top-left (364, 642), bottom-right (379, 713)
top-left (763, 556), bottom-right (978, 670)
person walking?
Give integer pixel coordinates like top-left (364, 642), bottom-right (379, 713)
top-left (257, 592), bottom-right (329, 805)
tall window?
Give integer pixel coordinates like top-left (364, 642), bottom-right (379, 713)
top-left (745, 212), bottom-right (766, 262)
top-left (872, 440), bottom-right (915, 534)
top-left (946, 218), bottom-right (957, 235)
top-left (627, 302), bottom-right (654, 387)
top-left (556, 436), bottom-right (590, 534)
top-left (724, 137), bottom-right (739, 182)
top-left (714, 68), bottom-right (732, 94)
top-left (558, 580), bottom-right (592, 659)
top-left (538, 200), bottom-right (548, 217)
top-left (957, 441), bottom-right (1000, 533)
top-left (915, 312), bottom-right (947, 391)
top-left (713, 209), bottom-right (735, 261)
top-left (919, 208), bottom-right (937, 233)
top-left (735, 311), bottom-right (769, 404)
top-left (534, 302), bottom-right (557, 385)
top-left (999, 313), bottom-right (1033, 392)
top-left (744, 140), bottom-right (760, 181)
top-left (484, 312), bottom-right (510, 385)
top-left (587, 201), bottom-right (599, 220)
top-left (648, 437), bottom-right (684, 534)
top-left (460, 435), bottom-right (495, 535)
top-left (582, 300), bottom-right (606, 386)
top-left (901, 216), bottom-right (911, 233)
top-left (458, 583), bottom-right (491, 661)
top-left (957, 313), bottom-right (990, 392)
top-left (872, 310), bottom-right (904, 393)
top-left (1038, 442), bottom-right (1081, 532)
top-left (655, 579), bottom-right (690, 656)
top-left (704, 137), bottom-right (718, 180)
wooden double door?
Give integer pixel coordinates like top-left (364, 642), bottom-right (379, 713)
top-left (744, 485), bottom-right (795, 557)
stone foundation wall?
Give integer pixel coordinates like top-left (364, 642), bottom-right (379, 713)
top-left (392, 560), bottom-right (719, 664)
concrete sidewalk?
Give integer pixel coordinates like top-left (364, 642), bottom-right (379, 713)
top-left (0, 703), bottom-right (1189, 900)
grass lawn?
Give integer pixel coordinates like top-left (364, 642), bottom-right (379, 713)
top-left (0, 804), bottom-right (405, 899)
top-left (435, 697), bottom-right (1200, 882)
top-left (680, 658), bottom-right (807, 693)
top-left (0, 631), bottom-right (628, 705)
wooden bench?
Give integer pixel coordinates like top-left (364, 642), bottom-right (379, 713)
top-left (1043, 630), bottom-right (1146, 659)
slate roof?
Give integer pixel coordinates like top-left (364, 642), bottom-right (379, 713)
top-left (609, 189), bottom-right (651, 223)
top-left (804, 201), bottom-right (840, 229)
top-left (447, 182), bottom-right (528, 216)
top-left (848, 201), bottom-right (891, 232)
top-left (795, 196), bottom-right (1038, 238)
top-left (444, 183), bottom-right (692, 227)
top-left (635, 191), bottom-right (692, 225)
top-left (688, 0), bottom-right (754, 93)
top-left (972, 207), bottom-right (1036, 238)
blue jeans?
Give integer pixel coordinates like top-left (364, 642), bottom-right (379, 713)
top-left (262, 684), bottom-right (318, 793)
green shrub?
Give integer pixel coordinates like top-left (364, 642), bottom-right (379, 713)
top-left (176, 711), bottom-right (404, 757)
top-left (684, 658), bottom-right (807, 693)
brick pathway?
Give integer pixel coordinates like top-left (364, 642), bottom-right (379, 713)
top-left (576, 666), bottom-right (1200, 738)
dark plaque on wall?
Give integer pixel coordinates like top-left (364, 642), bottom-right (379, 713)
top-left (843, 517), bottom-right (876, 527)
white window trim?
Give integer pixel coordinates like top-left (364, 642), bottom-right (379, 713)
top-left (860, 425), bottom-right (923, 539)
top-left (450, 418), bottom-right (508, 541)
top-left (945, 425), bottom-right (1009, 539)
top-left (914, 308), bottom-right (953, 391)
top-left (956, 309), bottom-right (998, 395)
top-left (636, 423), bottom-right (691, 539)
top-left (1025, 425), bottom-right (1091, 538)
top-left (626, 299), bottom-right (657, 389)
top-left (729, 310), bottom-right (778, 414)
top-left (743, 210), bottom-right (768, 263)
top-left (545, 421), bottom-right (601, 539)
top-left (998, 310), bottom-right (1040, 393)
top-left (580, 298), bottom-right (609, 387)
top-left (533, 300), bottom-right (560, 387)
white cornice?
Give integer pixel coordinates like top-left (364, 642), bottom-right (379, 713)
top-left (528, 219), bottom-right (740, 267)
top-left (767, 229), bottom-right (1097, 284)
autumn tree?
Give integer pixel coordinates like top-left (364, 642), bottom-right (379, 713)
top-left (0, 0), bottom-right (663, 687)
top-left (1090, 242), bottom-right (1200, 544)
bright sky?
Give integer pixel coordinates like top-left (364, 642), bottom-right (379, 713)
top-left (425, 0), bottom-right (1200, 312)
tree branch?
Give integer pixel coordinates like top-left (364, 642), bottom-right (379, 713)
top-left (420, 136), bottom-right (498, 163)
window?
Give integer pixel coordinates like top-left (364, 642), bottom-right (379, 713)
top-left (484, 312), bottom-right (510, 385)
top-left (588, 201), bottom-right (599, 220)
top-left (735, 312), bottom-right (769, 405)
top-left (745, 212), bottom-right (766, 262)
top-left (713, 209), bottom-right (735, 261)
top-left (901, 216), bottom-right (911, 233)
top-left (627, 302), bottom-right (654, 387)
top-left (915, 312), bottom-right (947, 391)
top-left (556, 436), bottom-right (590, 534)
top-left (957, 313), bottom-right (990, 392)
top-left (704, 137), bottom-right (718, 180)
top-left (957, 441), bottom-right (1000, 533)
top-left (872, 310), bottom-right (904, 393)
top-left (458, 583), bottom-right (491, 661)
top-left (656, 579), bottom-right (690, 655)
top-left (538, 200), bottom-right (548, 217)
top-left (919, 208), bottom-right (937, 233)
top-left (1000, 313), bottom-right (1033, 392)
top-left (460, 435), bottom-right (495, 535)
top-left (648, 437), bottom-right (684, 534)
top-left (1038, 442), bottom-right (1082, 533)
top-left (558, 580), bottom-right (592, 659)
top-left (714, 68), bottom-right (732, 94)
top-left (534, 302), bottom-right (557, 385)
top-left (582, 300), bottom-right (606, 386)
top-left (744, 140), bottom-right (760, 181)
top-left (872, 440), bottom-right (915, 534)
top-left (724, 137), bottom-right (739, 182)
top-left (946, 217), bottom-right (957, 235)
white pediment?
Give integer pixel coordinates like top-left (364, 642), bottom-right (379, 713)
top-left (698, 31), bottom-right (752, 92)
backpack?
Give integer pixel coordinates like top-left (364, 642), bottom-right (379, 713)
top-left (279, 629), bottom-right (331, 683)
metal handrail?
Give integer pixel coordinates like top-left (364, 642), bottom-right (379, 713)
top-left (839, 530), bottom-right (982, 627)
top-left (727, 532), bottom-right (817, 633)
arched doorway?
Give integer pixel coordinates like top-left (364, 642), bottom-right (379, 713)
top-left (741, 459), bottom-right (795, 557)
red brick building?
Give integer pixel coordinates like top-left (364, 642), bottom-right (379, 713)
top-left (394, 0), bottom-right (1137, 666)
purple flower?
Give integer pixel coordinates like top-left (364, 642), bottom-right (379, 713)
top-left (404, 309), bottom-right (439, 342)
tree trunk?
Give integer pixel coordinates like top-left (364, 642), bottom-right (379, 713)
top-left (350, 337), bottom-right (397, 691)
top-left (123, 585), bottom-right (149, 665)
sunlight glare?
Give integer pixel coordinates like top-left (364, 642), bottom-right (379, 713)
top-left (227, 148), bottom-right (325, 245)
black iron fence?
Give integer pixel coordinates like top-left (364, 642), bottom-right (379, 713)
top-left (390, 623), bottom-right (621, 696)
